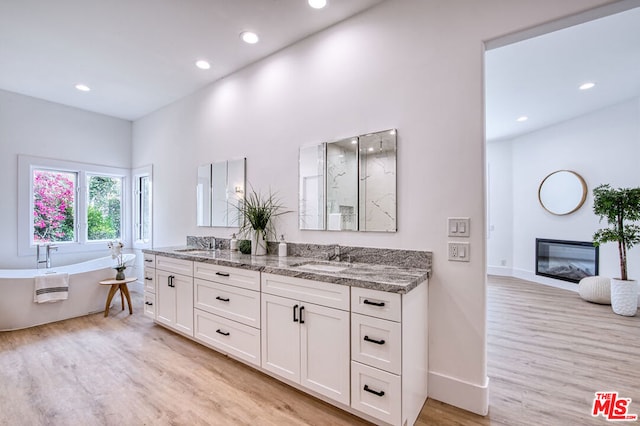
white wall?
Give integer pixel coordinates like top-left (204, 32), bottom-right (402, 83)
top-left (0, 89), bottom-right (132, 269)
top-left (132, 0), bottom-right (617, 414)
top-left (488, 98), bottom-right (640, 286)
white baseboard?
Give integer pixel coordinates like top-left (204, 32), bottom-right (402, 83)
top-left (428, 371), bottom-right (489, 416)
top-left (487, 265), bottom-right (512, 276)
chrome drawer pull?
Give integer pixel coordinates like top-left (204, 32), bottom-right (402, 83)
top-left (364, 385), bottom-right (385, 397)
top-left (216, 329), bottom-right (230, 336)
top-left (364, 335), bottom-right (385, 345)
top-left (363, 299), bottom-right (385, 307)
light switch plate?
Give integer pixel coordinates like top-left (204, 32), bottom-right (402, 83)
top-left (448, 217), bottom-right (470, 237)
top-left (448, 242), bottom-right (470, 262)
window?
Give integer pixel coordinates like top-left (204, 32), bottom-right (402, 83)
top-left (18, 155), bottom-right (129, 256)
top-left (87, 175), bottom-right (122, 241)
top-left (132, 165), bottom-right (152, 249)
top-left (32, 169), bottom-right (77, 243)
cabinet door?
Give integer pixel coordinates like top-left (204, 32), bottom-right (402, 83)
top-left (174, 273), bottom-right (194, 336)
top-left (261, 293), bottom-right (300, 383)
top-left (300, 302), bottom-right (350, 405)
top-left (156, 270), bottom-right (176, 327)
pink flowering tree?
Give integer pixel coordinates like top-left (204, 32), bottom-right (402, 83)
top-left (33, 170), bottom-right (75, 242)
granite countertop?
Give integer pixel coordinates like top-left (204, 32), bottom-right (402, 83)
top-left (143, 246), bottom-right (430, 294)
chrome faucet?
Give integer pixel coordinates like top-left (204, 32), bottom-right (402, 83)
top-left (36, 244), bottom-right (58, 269)
top-left (334, 245), bottom-right (351, 263)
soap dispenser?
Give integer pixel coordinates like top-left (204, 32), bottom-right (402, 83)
top-left (278, 235), bottom-right (287, 257)
top-left (230, 233), bottom-right (238, 251)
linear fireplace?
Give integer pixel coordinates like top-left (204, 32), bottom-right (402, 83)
top-left (536, 238), bottom-right (599, 283)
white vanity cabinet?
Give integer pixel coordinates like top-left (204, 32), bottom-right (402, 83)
top-left (261, 273), bottom-right (351, 406)
top-left (155, 256), bottom-right (194, 337)
top-left (350, 284), bottom-right (428, 426)
top-left (142, 253), bottom-right (156, 319)
top-left (192, 263), bottom-right (261, 367)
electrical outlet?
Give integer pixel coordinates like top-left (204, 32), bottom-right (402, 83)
top-left (448, 217), bottom-right (470, 237)
top-left (448, 242), bottom-right (470, 262)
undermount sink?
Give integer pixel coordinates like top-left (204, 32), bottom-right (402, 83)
top-left (175, 248), bottom-right (215, 256)
top-left (293, 261), bottom-right (352, 273)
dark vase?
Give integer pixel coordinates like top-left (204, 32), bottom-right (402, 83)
top-left (115, 266), bottom-right (126, 280)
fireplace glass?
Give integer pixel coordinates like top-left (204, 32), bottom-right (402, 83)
top-left (535, 239), bottom-right (599, 283)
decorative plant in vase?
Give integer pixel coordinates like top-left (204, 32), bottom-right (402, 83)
top-left (108, 240), bottom-right (127, 280)
top-left (592, 184), bottom-right (640, 316)
top-left (235, 186), bottom-right (290, 256)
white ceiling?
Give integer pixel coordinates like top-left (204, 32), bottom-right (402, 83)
top-left (0, 0), bottom-right (384, 121)
top-left (486, 6), bottom-right (640, 142)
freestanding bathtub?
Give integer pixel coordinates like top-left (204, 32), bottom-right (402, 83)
top-left (0, 254), bottom-right (136, 331)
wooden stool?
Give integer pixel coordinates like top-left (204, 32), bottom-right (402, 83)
top-left (99, 277), bottom-right (137, 317)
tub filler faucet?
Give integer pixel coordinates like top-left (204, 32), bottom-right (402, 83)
top-left (36, 244), bottom-right (58, 269)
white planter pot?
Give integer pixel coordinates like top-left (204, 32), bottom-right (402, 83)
top-left (251, 230), bottom-right (267, 256)
top-left (610, 278), bottom-right (638, 316)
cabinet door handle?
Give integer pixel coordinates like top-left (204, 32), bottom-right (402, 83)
top-left (215, 272), bottom-right (230, 277)
top-left (363, 385), bottom-right (385, 397)
top-left (145, 277), bottom-right (152, 281)
top-left (363, 299), bottom-right (385, 307)
top-left (299, 306), bottom-right (305, 324)
top-left (144, 259), bottom-right (153, 263)
top-left (293, 304), bottom-right (299, 323)
top-left (168, 275), bottom-right (175, 287)
top-left (215, 329), bottom-right (230, 336)
top-left (364, 335), bottom-right (385, 345)
top-left (145, 301), bottom-right (153, 306)
top-left (216, 296), bottom-right (230, 302)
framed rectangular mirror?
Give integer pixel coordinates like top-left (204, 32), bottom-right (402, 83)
top-left (197, 158), bottom-right (245, 227)
top-left (299, 144), bottom-right (325, 230)
top-left (196, 164), bottom-right (212, 227)
top-left (299, 129), bottom-right (396, 232)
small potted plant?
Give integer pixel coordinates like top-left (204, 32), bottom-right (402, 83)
top-left (235, 186), bottom-right (290, 256)
top-left (108, 240), bottom-right (128, 280)
top-left (592, 184), bottom-right (640, 316)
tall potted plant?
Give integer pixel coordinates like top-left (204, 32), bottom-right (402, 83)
top-left (236, 186), bottom-right (290, 256)
top-left (592, 184), bottom-right (640, 316)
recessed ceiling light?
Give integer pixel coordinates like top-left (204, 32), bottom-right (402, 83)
top-left (195, 60), bottom-right (211, 70)
top-left (75, 83), bottom-right (90, 92)
top-left (368, 147), bottom-right (374, 152)
top-left (516, 116), bottom-right (528, 122)
top-left (308, 0), bottom-right (327, 9)
top-left (579, 82), bottom-right (596, 90)
top-left (240, 31), bottom-right (259, 44)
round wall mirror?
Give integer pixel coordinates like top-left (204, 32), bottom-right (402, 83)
top-left (538, 170), bottom-right (587, 215)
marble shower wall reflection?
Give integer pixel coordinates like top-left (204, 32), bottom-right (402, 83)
top-left (359, 130), bottom-right (397, 232)
top-left (326, 138), bottom-right (358, 231)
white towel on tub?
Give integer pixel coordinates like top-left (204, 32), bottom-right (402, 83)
top-left (34, 273), bottom-right (70, 303)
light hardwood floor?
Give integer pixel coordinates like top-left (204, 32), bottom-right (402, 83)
top-left (1, 276), bottom-right (638, 425)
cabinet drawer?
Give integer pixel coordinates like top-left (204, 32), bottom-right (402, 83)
top-left (144, 292), bottom-right (155, 319)
top-left (144, 268), bottom-right (156, 293)
top-left (194, 278), bottom-right (260, 328)
top-left (261, 273), bottom-right (350, 311)
top-left (143, 253), bottom-right (156, 268)
top-left (352, 313), bottom-right (401, 375)
top-left (351, 361), bottom-right (401, 426)
top-left (194, 309), bottom-right (261, 367)
top-left (155, 256), bottom-right (193, 276)
top-left (194, 262), bottom-right (260, 292)
top-left (351, 287), bottom-right (401, 322)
